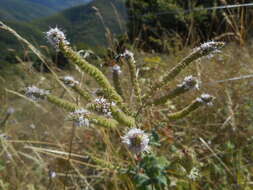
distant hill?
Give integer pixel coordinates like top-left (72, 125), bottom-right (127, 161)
top-left (0, 0), bottom-right (54, 21)
top-left (27, 0), bottom-right (92, 11)
top-left (0, 0), bottom-right (126, 61)
top-left (0, 0), bottom-right (92, 21)
top-left (0, 21), bottom-right (44, 61)
top-left (34, 0), bottom-right (127, 47)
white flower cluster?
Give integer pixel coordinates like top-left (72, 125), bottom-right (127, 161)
top-left (25, 86), bottom-right (50, 101)
top-left (199, 41), bottom-right (221, 52)
top-left (111, 49), bottom-right (135, 73)
top-left (187, 167), bottom-right (200, 181)
top-left (77, 49), bottom-right (95, 59)
top-left (94, 97), bottom-right (115, 117)
top-left (117, 49), bottom-right (136, 63)
top-left (46, 27), bottom-right (69, 50)
top-left (0, 133), bottom-right (10, 140)
top-left (195, 41), bottom-right (224, 59)
top-left (121, 128), bottom-right (150, 154)
top-left (112, 64), bottom-right (122, 74)
top-left (50, 171), bottom-right (57, 178)
top-left (69, 108), bottom-right (90, 127)
top-left (62, 76), bottom-right (79, 87)
top-left (196, 93), bottom-right (214, 106)
top-left (178, 75), bottom-right (200, 90)
top-left (7, 107), bottom-right (15, 114)
top-left (123, 49), bottom-right (136, 63)
top-left (29, 123), bottom-right (36, 129)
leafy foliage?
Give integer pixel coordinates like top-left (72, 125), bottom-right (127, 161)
top-left (126, 0), bottom-right (253, 51)
top-left (128, 154), bottom-right (170, 190)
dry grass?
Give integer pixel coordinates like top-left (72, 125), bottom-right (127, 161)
top-left (1, 34), bottom-right (253, 190)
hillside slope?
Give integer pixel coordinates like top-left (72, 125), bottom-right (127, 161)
top-left (27, 0), bottom-right (92, 11)
top-left (34, 0), bottom-right (127, 47)
top-left (0, 0), bottom-right (91, 21)
top-left (0, 0), bottom-right (126, 61)
top-left (0, 0), bottom-right (54, 21)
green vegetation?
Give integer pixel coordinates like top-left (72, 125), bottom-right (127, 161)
top-left (126, 0), bottom-right (253, 51)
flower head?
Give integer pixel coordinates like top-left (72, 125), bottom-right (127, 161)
top-left (61, 76), bottom-right (79, 87)
top-left (196, 93), bottom-right (215, 106)
top-left (112, 65), bottom-right (122, 74)
top-left (178, 75), bottom-right (200, 90)
top-left (194, 41), bottom-right (225, 59)
top-left (25, 86), bottom-right (50, 101)
top-left (69, 108), bottom-right (90, 127)
top-left (122, 49), bottom-right (136, 63)
top-left (121, 128), bottom-right (150, 154)
top-left (46, 27), bottom-right (69, 50)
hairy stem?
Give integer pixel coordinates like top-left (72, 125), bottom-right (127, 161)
top-left (149, 80), bottom-right (197, 106)
top-left (148, 42), bottom-right (225, 96)
top-left (47, 94), bottom-right (78, 112)
top-left (72, 85), bottom-right (92, 102)
top-left (59, 42), bottom-right (124, 107)
top-left (87, 103), bottom-right (135, 127)
top-left (126, 59), bottom-right (142, 105)
top-left (46, 94), bottom-right (119, 128)
top-left (167, 96), bottom-right (214, 121)
top-left (112, 70), bottom-right (124, 99)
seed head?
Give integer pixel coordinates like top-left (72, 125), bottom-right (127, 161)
top-left (121, 128), bottom-right (150, 154)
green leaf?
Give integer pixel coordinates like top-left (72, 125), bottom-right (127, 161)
top-left (134, 173), bottom-right (151, 187)
top-left (156, 175), bottom-right (168, 186)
